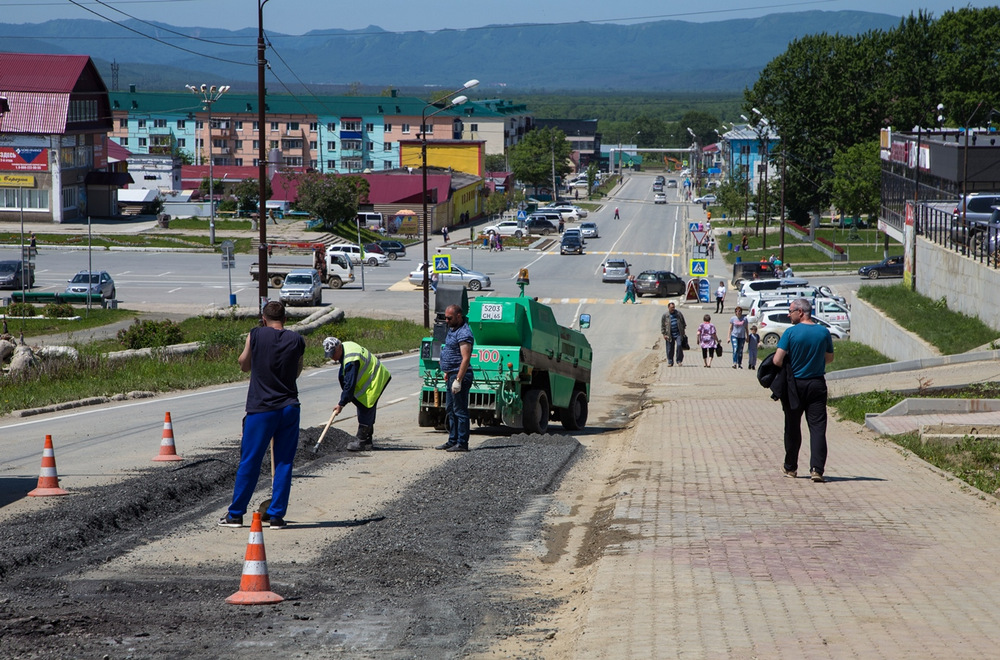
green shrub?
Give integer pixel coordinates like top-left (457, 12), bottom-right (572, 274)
top-left (6, 302), bottom-right (36, 317)
top-left (43, 303), bottom-right (75, 318)
top-left (116, 318), bottom-right (185, 349)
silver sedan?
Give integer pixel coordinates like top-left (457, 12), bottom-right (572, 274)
top-left (408, 263), bottom-right (492, 291)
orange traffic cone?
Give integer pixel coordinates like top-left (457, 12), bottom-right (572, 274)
top-left (152, 412), bottom-right (183, 462)
top-left (28, 435), bottom-right (69, 497)
top-left (226, 512), bottom-right (284, 605)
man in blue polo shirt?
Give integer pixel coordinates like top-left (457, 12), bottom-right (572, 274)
top-left (773, 298), bottom-right (834, 483)
top-left (436, 304), bottom-right (474, 453)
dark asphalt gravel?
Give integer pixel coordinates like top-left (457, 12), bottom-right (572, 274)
top-left (0, 424), bottom-right (581, 658)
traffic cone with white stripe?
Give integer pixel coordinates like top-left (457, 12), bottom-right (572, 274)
top-left (226, 512), bottom-right (284, 605)
top-left (28, 434), bottom-right (69, 497)
top-left (152, 412), bottom-right (183, 462)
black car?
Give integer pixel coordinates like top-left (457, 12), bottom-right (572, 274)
top-left (526, 218), bottom-right (558, 235)
top-left (0, 261), bottom-right (34, 289)
top-left (376, 240), bottom-right (406, 260)
top-left (560, 235), bottom-right (584, 255)
top-left (857, 256), bottom-right (904, 279)
top-left (634, 270), bottom-right (685, 297)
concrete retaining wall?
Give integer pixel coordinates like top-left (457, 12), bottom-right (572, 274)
top-left (851, 298), bottom-right (939, 362)
top-left (917, 237), bottom-right (1000, 331)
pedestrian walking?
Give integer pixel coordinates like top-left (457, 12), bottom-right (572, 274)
top-left (614, 206), bottom-right (620, 220)
top-left (437, 304), bottom-right (474, 452)
top-left (697, 314), bottom-right (720, 368)
top-left (715, 280), bottom-right (727, 314)
top-left (708, 237), bottom-right (716, 258)
top-left (741, 234), bottom-right (749, 251)
top-left (558, 218), bottom-right (565, 234)
top-left (623, 275), bottom-right (637, 304)
top-left (430, 271), bottom-right (439, 292)
top-left (661, 302), bottom-right (687, 367)
top-left (323, 337), bottom-right (392, 452)
top-left (783, 263), bottom-right (794, 278)
top-left (496, 234), bottom-right (503, 251)
top-left (747, 324), bottom-right (760, 370)
top-left (29, 232), bottom-right (37, 253)
top-left (729, 306), bottom-right (749, 369)
top-left (442, 226), bottom-right (449, 243)
top-left (219, 301), bottom-right (305, 530)
top-left (774, 298), bottom-right (834, 482)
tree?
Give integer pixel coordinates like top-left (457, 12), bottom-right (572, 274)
top-left (198, 176), bottom-right (223, 197)
top-left (831, 141), bottom-right (881, 220)
top-left (508, 127), bottom-right (572, 193)
top-left (292, 172), bottom-right (370, 229)
top-left (484, 153), bottom-right (507, 173)
top-left (231, 177), bottom-right (271, 215)
top-left (585, 162), bottom-right (600, 200)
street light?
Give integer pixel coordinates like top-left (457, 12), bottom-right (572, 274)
top-left (420, 79), bottom-right (479, 329)
top-left (686, 127), bottom-right (699, 190)
top-left (257, 0), bottom-right (273, 311)
top-left (186, 83), bottom-right (230, 247)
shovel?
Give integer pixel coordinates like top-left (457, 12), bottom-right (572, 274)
top-left (257, 409), bottom-right (340, 515)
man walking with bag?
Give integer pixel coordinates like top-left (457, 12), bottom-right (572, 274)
top-left (661, 302), bottom-right (687, 367)
top-left (773, 298), bottom-right (834, 482)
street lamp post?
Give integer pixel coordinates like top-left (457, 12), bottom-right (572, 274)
top-left (256, 0), bottom-right (273, 311)
top-left (186, 84), bottom-right (230, 247)
top-left (420, 79), bottom-right (479, 329)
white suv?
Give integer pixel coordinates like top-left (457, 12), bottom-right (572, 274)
top-left (483, 220), bottom-right (526, 237)
top-left (328, 244), bottom-right (388, 267)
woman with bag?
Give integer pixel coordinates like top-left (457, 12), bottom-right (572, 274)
top-left (697, 314), bottom-right (720, 368)
top-left (729, 306), bottom-right (750, 369)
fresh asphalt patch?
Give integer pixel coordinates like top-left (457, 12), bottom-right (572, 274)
top-left (0, 424), bottom-right (582, 658)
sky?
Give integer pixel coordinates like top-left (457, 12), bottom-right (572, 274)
top-left (0, 0), bottom-right (994, 35)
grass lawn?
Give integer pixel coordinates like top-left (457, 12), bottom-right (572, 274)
top-left (715, 219), bottom-right (901, 268)
top-left (757, 338), bottom-right (891, 374)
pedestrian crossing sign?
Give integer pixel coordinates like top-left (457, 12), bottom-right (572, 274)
top-left (433, 255), bottom-right (451, 274)
top-left (516, 210), bottom-right (527, 220)
top-left (690, 259), bottom-right (707, 276)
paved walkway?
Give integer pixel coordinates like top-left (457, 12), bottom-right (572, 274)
top-left (572, 357), bottom-right (1000, 658)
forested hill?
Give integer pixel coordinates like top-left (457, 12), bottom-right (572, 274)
top-left (0, 10), bottom-right (900, 92)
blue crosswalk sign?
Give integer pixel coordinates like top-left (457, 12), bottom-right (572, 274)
top-left (688, 222), bottom-right (700, 232)
top-left (690, 259), bottom-right (707, 276)
top-left (433, 255), bottom-right (451, 273)
top-left (516, 210), bottom-right (527, 220)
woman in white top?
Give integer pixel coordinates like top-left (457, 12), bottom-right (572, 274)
top-left (715, 281), bottom-right (727, 314)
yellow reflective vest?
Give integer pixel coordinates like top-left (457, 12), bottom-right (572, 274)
top-left (341, 341), bottom-right (391, 407)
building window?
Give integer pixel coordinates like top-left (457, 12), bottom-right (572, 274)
top-left (213, 139), bottom-right (227, 150)
top-left (310, 159), bottom-right (318, 169)
top-left (384, 142), bottom-right (392, 151)
top-left (283, 157), bottom-right (303, 167)
top-left (234, 158), bottom-right (244, 166)
top-left (327, 140), bottom-right (337, 150)
top-left (153, 119), bottom-right (167, 128)
top-left (367, 142), bottom-right (374, 150)
top-left (422, 124), bottom-right (434, 134)
top-left (365, 123), bottom-right (375, 132)
top-left (177, 139), bottom-right (186, 148)
top-left (234, 140), bottom-right (243, 149)
top-left (342, 120), bottom-right (361, 131)
top-left (383, 160), bottom-right (393, 170)
top-left (282, 139), bottom-right (303, 149)
top-left (341, 158), bottom-right (362, 171)
top-left (138, 137), bottom-right (147, 147)
top-left (120, 137), bottom-right (129, 146)
top-left (252, 121), bottom-right (259, 131)
top-left (401, 123), bottom-right (411, 134)
top-left (342, 139), bottom-right (362, 151)
top-left (197, 138), bottom-right (204, 148)
top-left (269, 140), bottom-right (279, 149)
top-left (0, 187), bottom-right (49, 210)
top-left (384, 123), bottom-right (392, 132)
top-left (62, 186), bottom-right (77, 210)
top-left (253, 140), bottom-right (259, 149)
top-left (327, 159), bottom-right (337, 169)
top-left (213, 157), bottom-right (229, 166)
top-left (270, 122), bottom-right (279, 131)
top-left (309, 140), bottom-right (317, 149)
top-left (327, 122), bottom-right (336, 131)
top-left (137, 119), bottom-right (146, 129)
top-left (119, 118), bottom-right (128, 128)
top-left (197, 120), bottom-right (204, 130)
top-left (309, 122), bottom-right (318, 132)
top-left (287, 122), bottom-right (299, 131)
top-left (176, 120), bottom-right (186, 129)
top-left (470, 124), bottom-right (478, 132)
top-left (235, 121), bottom-right (244, 130)
top-left (365, 160), bottom-right (374, 169)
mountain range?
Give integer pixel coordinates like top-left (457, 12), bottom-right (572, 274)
top-left (0, 11), bottom-right (901, 92)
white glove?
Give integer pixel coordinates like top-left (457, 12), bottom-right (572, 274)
top-left (450, 379), bottom-right (462, 395)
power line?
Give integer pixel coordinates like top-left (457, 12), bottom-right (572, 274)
top-left (91, 0), bottom-right (243, 47)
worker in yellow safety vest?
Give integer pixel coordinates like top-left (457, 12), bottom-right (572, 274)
top-left (323, 337), bottom-right (392, 452)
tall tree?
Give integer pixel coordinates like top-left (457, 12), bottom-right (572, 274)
top-left (508, 127), bottom-right (572, 192)
top-left (831, 141), bottom-right (881, 219)
top-left (292, 173), bottom-right (370, 229)
top-left (232, 177), bottom-right (271, 214)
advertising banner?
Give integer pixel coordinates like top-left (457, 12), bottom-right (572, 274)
top-left (0, 147), bottom-right (49, 172)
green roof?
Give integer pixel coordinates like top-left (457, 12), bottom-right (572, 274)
top-left (108, 91), bottom-right (446, 118)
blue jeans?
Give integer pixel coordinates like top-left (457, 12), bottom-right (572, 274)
top-left (731, 336), bottom-right (746, 366)
top-left (666, 335), bottom-right (684, 364)
top-left (445, 372), bottom-right (472, 447)
top-left (229, 404), bottom-right (300, 519)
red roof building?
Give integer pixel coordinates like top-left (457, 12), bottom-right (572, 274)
top-left (0, 52), bottom-right (122, 222)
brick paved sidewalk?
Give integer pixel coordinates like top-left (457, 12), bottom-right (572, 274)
top-left (572, 361), bottom-right (1000, 658)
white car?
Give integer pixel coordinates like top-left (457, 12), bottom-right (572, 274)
top-left (580, 221), bottom-right (599, 238)
top-left (544, 203), bottom-right (588, 219)
top-left (757, 310), bottom-right (848, 347)
top-left (601, 258), bottom-right (631, 283)
top-left (654, 193), bottom-right (667, 204)
top-left (328, 244), bottom-right (388, 267)
top-left (693, 194), bottom-right (717, 205)
top-left (483, 220), bottom-right (526, 238)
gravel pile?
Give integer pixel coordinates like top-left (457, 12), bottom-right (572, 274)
top-left (0, 426), bottom-right (581, 658)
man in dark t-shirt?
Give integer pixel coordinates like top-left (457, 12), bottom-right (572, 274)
top-left (219, 301), bottom-right (305, 530)
top-left (436, 304), bottom-right (474, 452)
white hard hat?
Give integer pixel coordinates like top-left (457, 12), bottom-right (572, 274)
top-left (323, 336), bottom-right (342, 359)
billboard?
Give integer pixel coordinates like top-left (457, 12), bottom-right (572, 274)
top-left (0, 147), bottom-right (49, 172)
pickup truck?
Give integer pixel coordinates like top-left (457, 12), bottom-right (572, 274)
top-left (250, 242), bottom-right (354, 289)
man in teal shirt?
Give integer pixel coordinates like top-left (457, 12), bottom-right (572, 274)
top-left (774, 298), bottom-right (834, 482)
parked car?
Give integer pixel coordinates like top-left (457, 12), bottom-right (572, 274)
top-left (407, 263), bottom-right (491, 291)
top-left (749, 297), bottom-right (852, 332)
top-left (580, 221), bottom-right (600, 238)
top-left (328, 244), bottom-right (389, 267)
top-left (65, 270), bottom-right (115, 299)
top-left (376, 240), bottom-right (406, 260)
top-left (654, 192), bottom-right (667, 204)
top-left (526, 217), bottom-right (558, 235)
top-left (601, 258), bottom-right (631, 283)
top-left (667, 179), bottom-right (678, 188)
top-left (0, 261), bottom-right (34, 289)
top-left (693, 193), bottom-right (717, 205)
top-left (953, 193), bottom-right (1000, 227)
top-left (483, 220), bottom-right (526, 238)
top-left (541, 205), bottom-right (582, 221)
top-left (362, 242), bottom-right (385, 255)
top-left (279, 268), bottom-right (323, 306)
top-left (757, 310), bottom-right (848, 347)
top-left (634, 270), bottom-right (685, 297)
top-left (560, 235), bottom-right (584, 255)
top-left (858, 256), bottom-right (904, 279)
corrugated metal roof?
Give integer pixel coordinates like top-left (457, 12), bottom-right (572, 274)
top-left (0, 91), bottom-right (69, 134)
top-left (0, 53), bottom-right (90, 93)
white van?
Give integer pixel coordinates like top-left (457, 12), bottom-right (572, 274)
top-left (736, 278), bottom-right (810, 309)
top-left (328, 243), bottom-right (389, 267)
top-left (356, 212), bottom-right (384, 231)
